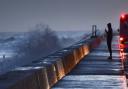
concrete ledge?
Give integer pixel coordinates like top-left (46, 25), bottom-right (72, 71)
top-left (0, 66), bottom-right (49, 89)
top-left (43, 57), bottom-right (65, 80)
top-left (53, 49), bottom-right (77, 74)
top-left (29, 61), bottom-right (58, 87)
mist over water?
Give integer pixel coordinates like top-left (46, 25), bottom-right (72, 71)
top-left (0, 24), bottom-right (88, 74)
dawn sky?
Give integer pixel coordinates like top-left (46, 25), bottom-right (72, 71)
top-left (0, 0), bottom-right (128, 32)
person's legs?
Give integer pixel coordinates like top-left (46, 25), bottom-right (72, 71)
top-left (109, 43), bottom-right (112, 57)
top-left (107, 40), bottom-right (112, 59)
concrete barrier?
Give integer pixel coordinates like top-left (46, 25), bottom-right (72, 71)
top-left (73, 44), bottom-right (84, 58)
top-left (76, 43), bottom-right (89, 57)
top-left (79, 42), bottom-right (90, 56)
top-left (43, 57), bottom-right (65, 80)
top-left (82, 44), bottom-right (90, 56)
top-left (53, 49), bottom-right (77, 74)
top-left (71, 45), bottom-right (84, 62)
top-left (61, 48), bottom-right (79, 64)
top-left (0, 66), bottom-right (49, 89)
top-left (27, 61), bottom-right (58, 87)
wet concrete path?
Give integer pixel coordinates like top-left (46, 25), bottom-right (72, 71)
top-left (52, 36), bottom-right (127, 89)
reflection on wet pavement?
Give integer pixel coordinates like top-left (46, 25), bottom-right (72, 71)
top-left (52, 75), bottom-right (127, 89)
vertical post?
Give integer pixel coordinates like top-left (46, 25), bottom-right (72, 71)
top-left (92, 25), bottom-right (94, 37)
top-left (94, 25), bottom-right (97, 37)
top-left (91, 25), bottom-right (97, 38)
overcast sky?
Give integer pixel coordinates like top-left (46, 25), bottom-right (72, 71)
top-left (0, 0), bottom-right (128, 32)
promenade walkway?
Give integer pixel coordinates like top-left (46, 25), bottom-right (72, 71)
top-left (52, 36), bottom-right (127, 89)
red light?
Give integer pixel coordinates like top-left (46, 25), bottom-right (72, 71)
top-left (120, 44), bottom-right (125, 49)
top-left (121, 14), bottom-right (125, 19)
top-left (120, 37), bottom-right (124, 41)
top-left (120, 49), bottom-right (124, 51)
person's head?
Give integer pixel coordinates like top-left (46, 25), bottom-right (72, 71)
top-left (107, 23), bottom-right (112, 29)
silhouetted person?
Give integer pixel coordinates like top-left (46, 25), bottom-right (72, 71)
top-left (105, 23), bottom-right (113, 59)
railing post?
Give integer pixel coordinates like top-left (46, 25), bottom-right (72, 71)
top-left (91, 25), bottom-right (97, 38)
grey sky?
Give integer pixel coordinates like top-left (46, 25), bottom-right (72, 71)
top-left (0, 0), bottom-right (128, 32)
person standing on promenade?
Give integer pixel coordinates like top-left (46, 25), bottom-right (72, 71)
top-left (105, 23), bottom-right (113, 59)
